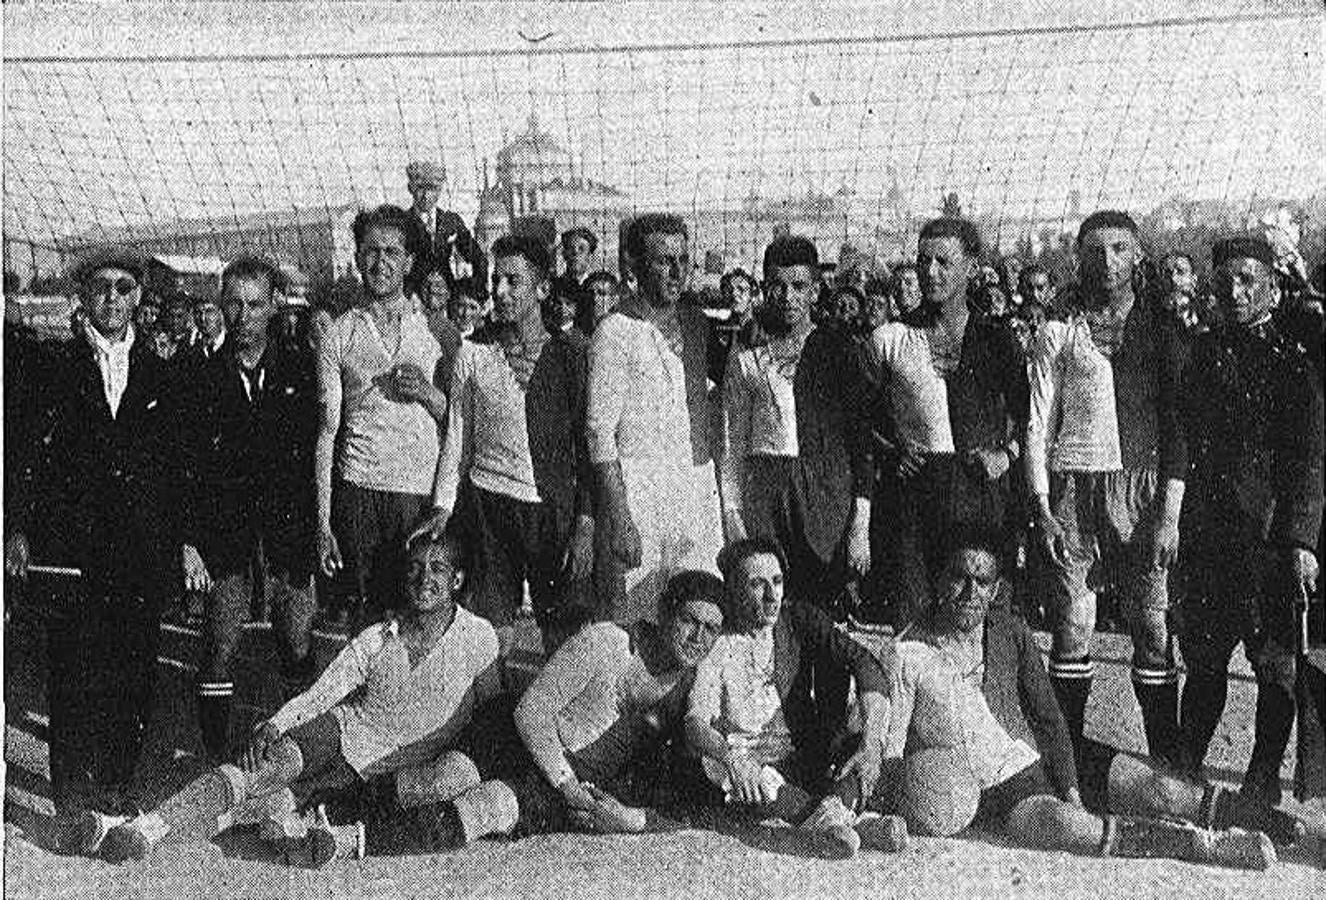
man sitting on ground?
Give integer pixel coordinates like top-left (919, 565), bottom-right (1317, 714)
top-left (359, 570), bottom-right (727, 852)
top-left (684, 538), bottom-right (906, 859)
top-left (79, 527), bottom-right (501, 866)
top-left (873, 524), bottom-right (1300, 871)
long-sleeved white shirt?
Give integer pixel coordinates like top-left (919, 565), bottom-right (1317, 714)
top-left (317, 307), bottom-right (443, 496)
top-left (268, 608), bottom-right (500, 776)
top-left (868, 322), bottom-right (956, 454)
top-left (586, 312), bottom-right (695, 469)
top-left (882, 636), bottom-right (1039, 790)
top-left (514, 621), bottom-right (687, 788)
top-left (718, 343), bottom-right (801, 516)
top-left (1024, 316), bottom-right (1122, 496)
top-left (434, 339), bottom-right (541, 512)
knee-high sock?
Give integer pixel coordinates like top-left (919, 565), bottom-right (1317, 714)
top-left (1049, 655), bottom-right (1093, 755)
top-left (1131, 665), bottom-right (1180, 766)
top-left (196, 680), bottom-right (235, 765)
top-left (1243, 681), bottom-right (1294, 806)
top-left (1180, 665), bottom-right (1228, 777)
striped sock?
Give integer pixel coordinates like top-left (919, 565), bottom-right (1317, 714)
top-left (1132, 665), bottom-right (1180, 765)
top-left (1048, 654), bottom-right (1093, 752)
top-left (196, 681), bottom-right (234, 765)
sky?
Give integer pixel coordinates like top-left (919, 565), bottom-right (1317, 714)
top-left (3, 1), bottom-right (1323, 255)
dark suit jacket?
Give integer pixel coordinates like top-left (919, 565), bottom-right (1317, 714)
top-left (37, 335), bottom-right (186, 600)
top-left (526, 327), bottom-right (592, 540)
top-left (1162, 314), bottom-right (1324, 551)
top-left (179, 340), bottom-right (318, 572)
top-left (409, 208), bottom-right (487, 302)
top-left (789, 326), bottom-right (875, 562)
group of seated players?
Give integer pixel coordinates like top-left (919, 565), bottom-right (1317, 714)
top-left (73, 523), bottom-right (1301, 872)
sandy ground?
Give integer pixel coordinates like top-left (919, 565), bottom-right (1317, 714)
top-left (4, 580), bottom-right (1324, 900)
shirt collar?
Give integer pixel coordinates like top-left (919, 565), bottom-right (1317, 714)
top-left (86, 323), bottom-right (135, 358)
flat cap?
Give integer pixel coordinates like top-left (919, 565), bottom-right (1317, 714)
top-left (405, 160), bottom-right (446, 187)
top-left (1212, 234), bottom-right (1276, 270)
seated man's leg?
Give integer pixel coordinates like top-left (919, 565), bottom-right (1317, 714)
top-left (265, 512), bottom-right (319, 701)
top-left (197, 570), bottom-right (251, 764)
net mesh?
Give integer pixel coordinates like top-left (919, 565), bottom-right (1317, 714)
top-left (3, 9), bottom-right (1323, 289)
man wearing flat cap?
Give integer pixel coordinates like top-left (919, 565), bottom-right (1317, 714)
top-left (405, 160), bottom-right (487, 305)
top-left (1162, 234), bottom-right (1323, 804)
top-left (9, 249), bottom-right (195, 834)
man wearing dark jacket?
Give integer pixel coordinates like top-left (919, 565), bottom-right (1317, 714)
top-left (1161, 235), bottom-right (1324, 802)
top-left (874, 525), bottom-right (1295, 869)
top-left (405, 160), bottom-right (486, 303)
top-left (12, 249), bottom-right (192, 829)
top-left (181, 256), bottom-right (320, 764)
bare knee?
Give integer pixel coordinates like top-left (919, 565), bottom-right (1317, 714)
top-left (1053, 594), bottom-right (1096, 659)
top-left (1130, 608), bottom-right (1169, 669)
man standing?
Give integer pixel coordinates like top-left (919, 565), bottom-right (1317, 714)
top-left (858, 217), bottom-right (1025, 631)
top-left (182, 256), bottom-right (320, 764)
top-left (1026, 211), bottom-right (1182, 766)
top-left (316, 206), bottom-right (448, 627)
top-left (1164, 235), bottom-right (1323, 802)
top-left (404, 160), bottom-right (486, 304)
top-left (12, 249), bottom-right (192, 826)
top-left (586, 213), bottom-right (722, 626)
top-left (719, 235), bottom-right (873, 725)
top-left (1156, 252), bottom-right (1203, 333)
top-left (554, 227), bottom-right (597, 313)
top-left (422, 234), bottom-right (578, 657)
top-left (191, 293), bottom-right (228, 361)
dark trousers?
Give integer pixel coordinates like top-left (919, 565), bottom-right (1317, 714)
top-left (48, 585), bottom-right (165, 814)
top-left (740, 455), bottom-right (852, 730)
top-left (458, 486), bottom-right (560, 629)
top-left (862, 453), bottom-right (1009, 629)
top-left (331, 481), bottom-right (429, 627)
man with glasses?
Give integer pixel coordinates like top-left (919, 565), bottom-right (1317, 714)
top-left (10, 249), bottom-right (192, 835)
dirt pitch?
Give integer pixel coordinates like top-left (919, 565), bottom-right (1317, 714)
top-left (4, 591), bottom-right (1323, 900)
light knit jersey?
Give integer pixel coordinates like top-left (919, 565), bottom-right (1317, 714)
top-left (434, 339), bottom-right (540, 512)
top-left (883, 637), bottom-right (1039, 790)
top-left (718, 342), bottom-right (801, 513)
top-left (267, 607), bottom-right (501, 776)
top-left (317, 307), bottom-right (443, 496)
top-left (1025, 316), bottom-right (1123, 497)
top-left (869, 322), bottom-right (956, 454)
top-left (515, 620), bottom-right (687, 789)
top-left (689, 627), bottom-right (794, 768)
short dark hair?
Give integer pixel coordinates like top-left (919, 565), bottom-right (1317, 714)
top-left (658, 570), bottom-right (726, 622)
top-left (717, 536), bottom-right (789, 585)
top-left (1076, 210), bottom-right (1138, 246)
top-left (762, 235), bottom-right (820, 278)
top-left (492, 233), bottom-right (553, 281)
top-left (352, 205), bottom-right (425, 259)
top-left (720, 267), bottom-right (758, 296)
top-left (405, 521), bottom-right (476, 586)
top-left (584, 269), bottom-right (618, 290)
top-left (221, 255), bottom-right (279, 299)
top-left (561, 227), bottom-right (598, 254)
top-left (1017, 263), bottom-right (1050, 296)
top-left (940, 522), bottom-right (1005, 575)
top-left (623, 213), bottom-right (688, 268)
top-left (918, 217), bottom-right (983, 258)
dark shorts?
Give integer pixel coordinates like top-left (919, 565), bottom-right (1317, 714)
top-left (284, 711), bottom-right (362, 806)
top-left (457, 486), bottom-right (559, 628)
top-left (331, 481), bottom-right (430, 616)
top-left (975, 741), bottom-right (1118, 825)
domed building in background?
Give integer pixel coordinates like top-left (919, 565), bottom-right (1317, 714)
top-left (475, 113), bottom-right (632, 269)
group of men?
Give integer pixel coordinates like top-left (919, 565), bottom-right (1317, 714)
top-left (3, 166), bottom-right (1323, 873)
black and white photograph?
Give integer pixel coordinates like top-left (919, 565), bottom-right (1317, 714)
top-left (1, 2), bottom-right (1323, 897)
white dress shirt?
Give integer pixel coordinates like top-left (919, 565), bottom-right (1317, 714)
top-left (86, 324), bottom-right (136, 419)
